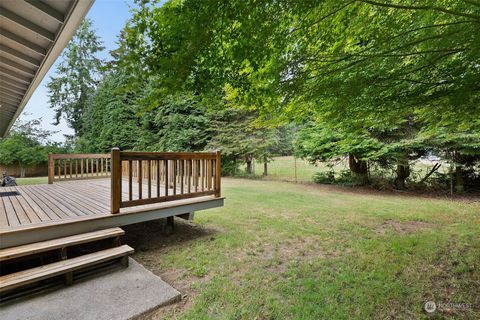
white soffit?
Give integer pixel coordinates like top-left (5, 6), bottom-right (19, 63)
top-left (0, 0), bottom-right (95, 137)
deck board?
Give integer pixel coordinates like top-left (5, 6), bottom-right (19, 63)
top-left (0, 196), bottom-right (9, 228)
top-left (0, 179), bottom-right (209, 232)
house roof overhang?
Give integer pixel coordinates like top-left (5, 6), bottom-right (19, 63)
top-left (0, 0), bottom-right (95, 137)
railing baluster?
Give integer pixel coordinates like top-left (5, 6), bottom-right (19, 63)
top-left (205, 159), bottom-right (208, 190)
top-left (206, 159), bottom-right (209, 190)
top-left (156, 160), bottom-right (160, 197)
top-left (164, 159), bottom-right (168, 197)
top-left (148, 160), bottom-right (152, 199)
top-left (187, 159), bottom-right (191, 194)
top-left (138, 160), bottom-right (142, 200)
top-left (209, 159), bottom-right (212, 190)
top-left (173, 160), bottom-right (177, 195)
top-left (128, 160), bottom-right (133, 201)
top-left (208, 159), bottom-right (212, 190)
top-left (211, 159), bottom-right (214, 190)
top-left (48, 154), bottom-right (54, 184)
top-left (201, 159), bottom-right (205, 191)
top-left (180, 160), bottom-right (184, 194)
top-left (111, 148), bottom-right (121, 214)
top-left (215, 151), bottom-right (221, 197)
top-left (194, 160), bottom-right (198, 192)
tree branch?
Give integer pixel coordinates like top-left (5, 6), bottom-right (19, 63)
top-left (288, 1), bottom-right (356, 35)
top-left (358, 0), bottom-right (480, 20)
top-left (420, 163), bottom-right (441, 184)
top-left (461, 0), bottom-right (480, 8)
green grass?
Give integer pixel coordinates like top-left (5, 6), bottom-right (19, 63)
top-left (130, 178), bottom-right (480, 319)
top-left (15, 176), bottom-right (48, 185)
top-left (250, 156), bottom-right (450, 184)
top-left (250, 156), bottom-right (344, 182)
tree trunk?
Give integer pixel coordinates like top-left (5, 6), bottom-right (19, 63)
top-left (394, 164), bottom-right (410, 190)
top-left (263, 155), bottom-right (268, 176)
top-left (20, 165), bottom-right (26, 178)
top-left (455, 164), bottom-right (464, 193)
top-left (245, 155), bottom-right (253, 174)
top-left (348, 154), bottom-right (368, 185)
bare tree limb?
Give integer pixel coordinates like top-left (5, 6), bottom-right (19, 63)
top-left (420, 163), bottom-right (442, 184)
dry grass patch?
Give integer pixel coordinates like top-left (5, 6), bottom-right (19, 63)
top-left (375, 219), bottom-right (435, 235)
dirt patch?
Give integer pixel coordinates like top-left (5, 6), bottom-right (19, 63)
top-left (423, 239), bottom-right (480, 318)
top-left (137, 268), bottom-right (201, 320)
top-left (123, 219), bottom-right (219, 319)
top-left (122, 219), bottom-right (219, 253)
top-left (376, 220), bottom-right (435, 235)
top-left (136, 266), bottom-right (214, 320)
top-left (231, 236), bottom-right (347, 274)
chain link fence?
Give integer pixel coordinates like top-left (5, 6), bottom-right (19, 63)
top-left (250, 156), bottom-right (348, 183)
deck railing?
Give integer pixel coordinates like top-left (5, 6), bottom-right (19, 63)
top-left (48, 153), bottom-right (111, 184)
top-left (47, 149), bottom-right (221, 214)
top-left (110, 148), bottom-right (221, 214)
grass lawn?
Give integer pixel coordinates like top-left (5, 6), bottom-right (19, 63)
top-left (251, 156), bottom-right (449, 184)
top-left (126, 178), bottom-right (480, 319)
top-left (252, 156), bottom-right (342, 182)
top-left (15, 176), bottom-right (48, 185)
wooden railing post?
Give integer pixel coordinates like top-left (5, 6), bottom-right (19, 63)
top-left (48, 153), bottom-right (54, 184)
top-left (111, 148), bottom-right (121, 214)
top-left (215, 150), bottom-right (221, 197)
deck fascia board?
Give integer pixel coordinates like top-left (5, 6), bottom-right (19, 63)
top-left (0, 197), bottom-right (224, 249)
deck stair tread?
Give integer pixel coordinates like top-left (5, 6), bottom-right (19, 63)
top-left (0, 245), bottom-right (134, 293)
top-left (0, 228), bottom-right (125, 262)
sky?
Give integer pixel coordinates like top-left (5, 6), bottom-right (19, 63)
top-left (18, 0), bottom-right (137, 142)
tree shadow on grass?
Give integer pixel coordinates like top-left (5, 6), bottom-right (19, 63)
top-left (122, 218), bottom-right (219, 252)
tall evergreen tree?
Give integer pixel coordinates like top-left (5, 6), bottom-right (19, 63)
top-left (47, 19), bottom-right (104, 136)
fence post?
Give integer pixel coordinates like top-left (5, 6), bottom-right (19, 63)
top-left (111, 148), bottom-right (121, 214)
top-left (48, 153), bottom-right (54, 184)
top-left (294, 156), bottom-right (297, 183)
top-left (215, 150), bottom-right (221, 197)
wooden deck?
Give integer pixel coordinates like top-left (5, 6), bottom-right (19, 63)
top-left (0, 179), bottom-right (224, 248)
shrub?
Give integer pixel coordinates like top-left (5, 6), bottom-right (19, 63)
top-left (336, 169), bottom-right (355, 185)
top-left (312, 171), bottom-right (335, 184)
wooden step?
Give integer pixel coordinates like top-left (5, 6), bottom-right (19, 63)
top-left (0, 228), bottom-right (125, 262)
top-left (0, 245), bottom-right (134, 293)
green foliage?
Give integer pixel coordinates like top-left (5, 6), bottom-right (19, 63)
top-left (61, 1), bottom-right (479, 190)
top-left (0, 119), bottom-right (63, 177)
top-left (312, 171), bottom-right (335, 184)
top-left (47, 19), bottom-right (104, 136)
top-left (116, 0), bottom-right (479, 187)
top-left (151, 93), bottom-right (210, 152)
top-left (76, 70), bottom-right (144, 153)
